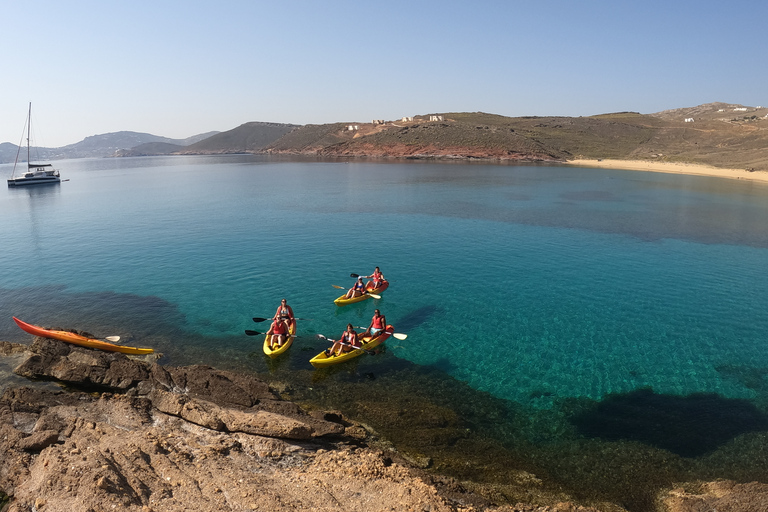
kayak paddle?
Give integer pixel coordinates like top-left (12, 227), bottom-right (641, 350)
top-left (246, 329), bottom-right (295, 338)
top-left (317, 334), bottom-right (374, 354)
top-left (353, 328), bottom-right (407, 340)
top-left (252, 317), bottom-right (312, 323)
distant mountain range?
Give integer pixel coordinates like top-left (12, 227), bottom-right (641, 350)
top-left (0, 131), bottom-right (219, 164)
top-left (3, 102), bottom-right (768, 170)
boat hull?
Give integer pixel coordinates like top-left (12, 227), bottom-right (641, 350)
top-left (309, 324), bottom-right (393, 367)
top-left (263, 320), bottom-right (296, 358)
top-left (13, 317), bottom-right (154, 355)
top-left (7, 176), bottom-right (61, 186)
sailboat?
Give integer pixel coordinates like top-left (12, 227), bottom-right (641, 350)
top-left (7, 103), bottom-right (61, 186)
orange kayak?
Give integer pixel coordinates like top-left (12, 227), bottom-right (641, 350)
top-left (13, 317), bottom-right (154, 355)
top-left (367, 280), bottom-right (389, 294)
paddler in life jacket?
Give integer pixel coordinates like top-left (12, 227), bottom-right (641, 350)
top-left (344, 277), bottom-right (366, 299)
top-left (327, 324), bottom-right (360, 356)
top-left (363, 309), bottom-right (386, 339)
top-left (364, 266), bottom-right (386, 291)
top-left (274, 298), bottom-right (294, 334)
top-left (267, 316), bottom-right (289, 350)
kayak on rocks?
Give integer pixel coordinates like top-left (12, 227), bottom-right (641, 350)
top-left (12, 316), bottom-right (154, 355)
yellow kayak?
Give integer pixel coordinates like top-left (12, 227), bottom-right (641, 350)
top-left (13, 317), bottom-right (154, 355)
top-left (263, 320), bottom-right (296, 358)
top-left (333, 292), bottom-right (371, 306)
top-left (333, 281), bottom-right (389, 306)
top-left (310, 324), bottom-right (393, 367)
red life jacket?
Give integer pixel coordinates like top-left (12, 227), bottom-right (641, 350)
top-left (272, 321), bottom-right (287, 335)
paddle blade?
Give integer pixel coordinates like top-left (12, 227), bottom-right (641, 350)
top-left (245, 330), bottom-right (263, 336)
top-left (252, 317), bottom-right (269, 323)
top-left (332, 285), bottom-right (346, 289)
top-left (350, 273), bottom-right (361, 278)
top-left (392, 333), bottom-right (407, 340)
top-left (104, 336), bottom-right (121, 342)
top-left (368, 293), bottom-right (381, 299)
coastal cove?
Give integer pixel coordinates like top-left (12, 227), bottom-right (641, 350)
top-left (2, 155), bottom-right (768, 510)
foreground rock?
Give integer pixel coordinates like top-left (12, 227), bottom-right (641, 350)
top-left (0, 338), bottom-right (527, 511)
top-left (1, 337), bottom-right (766, 512)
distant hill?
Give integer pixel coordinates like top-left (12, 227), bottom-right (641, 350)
top-left (0, 143), bottom-right (19, 165)
top-left (260, 106), bottom-right (768, 170)
top-left (4, 103), bottom-right (768, 170)
top-left (115, 122), bottom-right (298, 157)
top-left (179, 122), bottom-right (299, 154)
top-left (0, 131), bottom-right (220, 163)
top-left (114, 142), bottom-right (185, 157)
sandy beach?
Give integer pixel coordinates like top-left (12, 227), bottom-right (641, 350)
top-left (567, 159), bottom-right (768, 184)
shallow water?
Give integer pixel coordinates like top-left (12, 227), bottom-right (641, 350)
top-left (2, 155), bottom-right (768, 509)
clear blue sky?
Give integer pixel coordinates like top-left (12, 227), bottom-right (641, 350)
top-left (2, 0), bottom-right (766, 147)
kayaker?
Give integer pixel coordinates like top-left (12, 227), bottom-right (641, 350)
top-left (327, 323), bottom-right (360, 356)
top-left (363, 309), bottom-right (386, 338)
top-left (364, 267), bottom-right (386, 290)
top-left (344, 277), bottom-right (366, 299)
top-left (267, 317), bottom-right (288, 350)
top-left (274, 298), bottom-right (294, 333)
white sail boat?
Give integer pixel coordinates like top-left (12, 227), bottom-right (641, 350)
top-left (7, 103), bottom-right (61, 186)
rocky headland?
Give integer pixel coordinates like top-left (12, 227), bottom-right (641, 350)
top-left (0, 337), bottom-right (766, 512)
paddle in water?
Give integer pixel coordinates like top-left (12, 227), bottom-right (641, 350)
top-left (245, 329), bottom-right (296, 340)
top-left (252, 317), bottom-right (312, 323)
top-left (353, 327), bottom-right (407, 340)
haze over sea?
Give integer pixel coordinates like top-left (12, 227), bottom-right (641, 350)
top-left (2, 155), bottom-right (768, 508)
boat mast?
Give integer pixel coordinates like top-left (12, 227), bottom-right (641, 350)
top-left (26, 102), bottom-right (31, 166)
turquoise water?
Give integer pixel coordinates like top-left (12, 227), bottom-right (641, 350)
top-left (2, 156), bottom-right (768, 505)
top-left (3, 156), bottom-right (767, 404)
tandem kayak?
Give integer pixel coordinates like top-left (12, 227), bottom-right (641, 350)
top-left (263, 320), bottom-right (296, 358)
top-left (13, 317), bottom-right (154, 355)
top-left (333, 280), bottom-right (389, 306)
top-left (309, 324), bottom-right (393, 367)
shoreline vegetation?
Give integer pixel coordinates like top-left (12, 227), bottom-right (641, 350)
top-left (566, 159), bottom-right (768, 183)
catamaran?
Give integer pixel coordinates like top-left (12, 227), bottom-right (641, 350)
top-left (7, 103), bottom-right (61, 186)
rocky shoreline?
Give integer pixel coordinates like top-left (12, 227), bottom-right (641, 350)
top-left (0, 337), bottom-right (766, 512)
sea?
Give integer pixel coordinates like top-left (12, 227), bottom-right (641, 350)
top-left (2, 155), bottom-right (768, 510)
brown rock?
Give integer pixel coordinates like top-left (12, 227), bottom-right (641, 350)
top-left (663, 480), bottom-right (768, 512)
top-left (18, 430), bottom-right (59, 452)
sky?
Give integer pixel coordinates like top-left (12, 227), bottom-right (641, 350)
top-left (2, 0), bottom-right (767, 147)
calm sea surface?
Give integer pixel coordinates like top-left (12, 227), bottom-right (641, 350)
top-left (2, 155), bottom-right (768, 508)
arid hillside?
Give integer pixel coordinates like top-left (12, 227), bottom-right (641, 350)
top-left (260, 104), bottom-right (768, 170)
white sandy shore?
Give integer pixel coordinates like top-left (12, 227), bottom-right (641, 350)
top-left (566, 159), bottom-right (768, 184)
